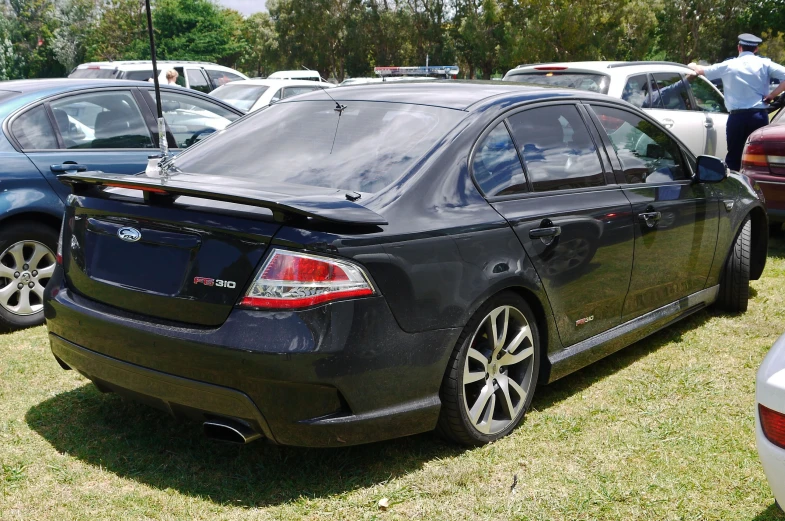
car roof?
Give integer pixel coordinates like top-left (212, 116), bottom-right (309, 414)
top-left (284, 80), bottom-right (618, 111)
top-left (73, 60), bottom-right (235, 71)
top-left (217, 79), bottom-right (329, 88)
top-left (507, 61), bottom-right (692, 77)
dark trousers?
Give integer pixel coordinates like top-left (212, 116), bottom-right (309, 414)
top-left (726, 110), bottom-right (769, 171)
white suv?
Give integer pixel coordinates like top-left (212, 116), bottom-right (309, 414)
top-left (69, 61), bottom-right (248, 94)
top-left (504, 61), bottom-right (729, 160)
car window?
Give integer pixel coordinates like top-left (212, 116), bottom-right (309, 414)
top-left (211, 84), bottom-right (270, 111)
top-left (507, 105), bottom-right (605, 192)
top-left (270, 88), bottom-right (283, 103)
top-left (472, 122), bottom-right (527, 196)
top-left (592, 105), bottom-right (687, 184)
top-left (11, 105), bottom-right (58, 150)
top-left (145, 90), bottom-right (240, 149)
top-left (688, 75), bottom-right (727, 113)
top-left (504, 72), bottom-right (610, 94)
top-left (123, 70), bottom-right (155, 82)
top-left (186, 69), bottom-right (211, 93)
top-left (622, 74), bottom-right (662, 109)
top-left (169, 100), bottom-right (465, 194)
top-left (282, 86), bottom-right (321, 99)
top-left (174, 67), bottom-right (187, 87)
top-left (206, 69), bottom-right (243, 88)
top-left (49, 91), bottom-right (153, 150)
top-left (651, 73), bottom-right (693, 111)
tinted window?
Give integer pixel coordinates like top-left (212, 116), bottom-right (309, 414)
top-left (592, 105), bottom-right (687, 183)
top-left (50, 91), bottom-right (153, 149)
top-left (688, 76), bottom-right (727, 113)
top-left (651, 73), bottom-right (693, 111)
top-left (622, 74), bottom-right (661, 109)
top-left (507, 105), bottom-right (605, 192)
top-left (504, 72), bottom-right (610, 94)
top-left (283, 86), bottom-right (321, 99)
top-left (123, 70), bottom-right (154, 81)
top-left (145, 90), bottom-right (240, 149)
top-left (186, 69), bottom-right (210, 93)
top-left (206, 69), bottom-right (243, 87)
top-left (170, 100), bottom-right (465, 193)
top-left (68, 68), bottom-right (120, 79)
top-left (472, 123), bottom-right (527, 196)
top-left (12, 105), bottom-right (58, 149)
top-left (211, 84), bottom-right (270, 111)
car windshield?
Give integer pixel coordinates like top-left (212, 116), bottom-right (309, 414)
top-left (169, 100), bottom-right (465, 193)
top-left (68, 68), bottom-right (120, 79)
top-left (211, 84), bottom-right (270, 111)
top-left (505, 72), bottom-right (610, 94)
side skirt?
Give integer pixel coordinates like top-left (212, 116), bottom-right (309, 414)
top-left (547, 285), bottom-right (719, 383)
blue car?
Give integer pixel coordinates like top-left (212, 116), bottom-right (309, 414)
top-left (0, 79), bottom-right (243, 331)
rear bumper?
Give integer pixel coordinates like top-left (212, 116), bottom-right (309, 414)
top-left (45, 271), bottom-right (460, 447)
top-left (756, 410), bottom-right (785, 507)
top-left (744, 175), bottom-right (785, 222)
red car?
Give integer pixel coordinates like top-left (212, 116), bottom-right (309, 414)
top-left (742, 111), bottom-right (785, 234)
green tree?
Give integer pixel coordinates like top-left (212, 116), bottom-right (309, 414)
top-left (84, 0), bottom-right (148, 61)
top-left (52, 0), bottom-right (100, 71)
top-left (238, 11), bottom-right (279, 77)
top-left (8, 0), bottom-right (64, 78)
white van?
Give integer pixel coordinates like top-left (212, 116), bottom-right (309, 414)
top-left (69, 61), bottom-right (248, 93)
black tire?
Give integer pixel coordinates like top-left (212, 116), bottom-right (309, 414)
top-left (770, 222), bottom-right (782, 237)
top-left (716, 217), bottom-right (751, 313)
top-left (0, 221), bottom-right (58, 332)
top-left (436, 292), bottom-right (540, 446)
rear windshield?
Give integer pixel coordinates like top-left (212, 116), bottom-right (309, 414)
top-left (69, 68), bottom-right (121, 79)
top-left (505, 72), bottom-right (610, 94)
top-left (211, 84), bottom-right (270, 111)
top-left (170, 100), bottom-right (465, 193)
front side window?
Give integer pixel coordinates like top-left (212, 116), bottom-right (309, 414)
top-left (50, 91), bottom-right (153, 149)
top-left (592, 105), bottom-right (687, 184)
top-left (651, 73), bottom-right (693, 111)
top-left (282, 86), bottom-right (321, 99)
top-left (169, 100), bottom-right (465, 194)
top-left (622, 74), bottom-right (661, 109)
top-left (206, 70), bottom-right (243, 88)
top-left (688, 75), bottom-right (727, 113)
top-left (472, 122), bottom-right (527, 196)
top-left (12, 105), bottom-right (58, 150)
top-left (145, 90), bottom-right (240, 149)
top-left (186, 69), bottom-right (211, 93)
top-left (507, 105), bottom-right (605, 192)
top-left (211, 84), bottom-right (270, 111)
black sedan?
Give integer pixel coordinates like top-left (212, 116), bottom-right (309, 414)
top-left (44, 82), bottom-right (767, 447)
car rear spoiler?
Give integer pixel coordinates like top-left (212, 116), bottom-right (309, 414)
top-left (59, 172), bottom-right (388, 226)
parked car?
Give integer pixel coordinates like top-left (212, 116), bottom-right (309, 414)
top-left (267, 70), bottom-right (330, 83)
top-left (0, 78), bottom-right (244, 331)
top-left (69, 61), bottom-right (248, 93)
top-left (756, 332), bottom-right (785, 510)
top-left (210, 79), bottom-right (333, 112)
top-left (741, 105), bottom-right (785, 233)
top-left (45, 82), bottom-right (767, 448)
top-left (504, 61), bottom-right (729, 161)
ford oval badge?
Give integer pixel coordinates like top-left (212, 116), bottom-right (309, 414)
top-left (117, 227), bottom-right (141, 242)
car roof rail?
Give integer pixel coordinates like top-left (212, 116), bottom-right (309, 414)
top-left (606, 61), bottom-right (690, 69)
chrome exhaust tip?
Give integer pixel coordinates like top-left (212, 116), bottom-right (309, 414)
top-left (203, 419), bottom-right (262, 444)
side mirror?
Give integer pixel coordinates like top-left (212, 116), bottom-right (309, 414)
top-left (695, 155), bottom-right (727, 183)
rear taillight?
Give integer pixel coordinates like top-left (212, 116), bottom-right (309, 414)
top-left (56, 218), bottom-right (66, 265)
top-left (239, 249), bottom-right (374, 309)
top-left (742, 141), bottom-right (785, 174)
top-left (760, 404), bottom-right (785, 450)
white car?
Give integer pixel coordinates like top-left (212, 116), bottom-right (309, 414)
top-left (69, 61), bottom-right (248, 94)
top-left (504, 61), bottom-right (729, 160)
top-left (210, 79), bottom-right (333, 113)
top-left (267, 70), bottom-right (330, 83)
top-left (757, 332), bottom-right (785, 510)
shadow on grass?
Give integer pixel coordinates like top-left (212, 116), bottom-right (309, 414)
top-left (25, 308), bottom-right (715, 507)
top-left (752, 503), bottom-right (785, 521)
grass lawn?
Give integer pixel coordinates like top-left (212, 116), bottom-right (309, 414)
top-left (3, 242), bottom-right (785, 520)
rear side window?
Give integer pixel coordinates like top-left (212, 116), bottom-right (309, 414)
top-left (186, 69), bottom-right (211, 93)
top-left (504, 72), bottom-right (610, 94)
top-left (11, 105), bottom-right (58, 150)
top-left (170, 100), bottom-right (465, 193)
top-left (622, 74), bottom-right (661, 109)
top-left (591, 105), bottom-right (687, 183)
top-left (206, 70), bottom-right (244, 88)
top-left (651, 73), bottom-right (693, 111)
top-left (507, 105), bottom-right (605, 192)
top-left (68, 68), bottom-right (120, 79)
top-left (123, 70), bottom-right (155, 82)
top-left (283, 86), bottom-right (321, 99)
top-left (472, 123), bottom-right (527, 196)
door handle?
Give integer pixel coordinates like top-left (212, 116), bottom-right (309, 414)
top-left (638, 211), bottom-right (662, 228)
top-left (529, 226), bottom-right (562, 239)
top-left (661, 118), bottom-right (674, 129)
top-left (704, 118), bottom-right (714, 129)
top-left (50, 163), bottom-right (87, 173)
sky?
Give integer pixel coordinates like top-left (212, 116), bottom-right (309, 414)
top-left (216, 0), bottom-right (267, 15)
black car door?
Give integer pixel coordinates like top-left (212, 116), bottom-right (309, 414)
top-left (481, 102), bottom-right (635, 347)
top-left (586, 103), bottom-right (720, 321)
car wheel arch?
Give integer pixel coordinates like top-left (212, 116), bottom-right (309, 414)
top-left (0, 211), bottom-right (62, 233)
top-left (748, 206), bottom-right (768, 281)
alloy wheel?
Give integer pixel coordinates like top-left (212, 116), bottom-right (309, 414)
top-left (462, 305), bottom-right (536, 435)
top-left (0, 241), bottom-right (56, 316)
